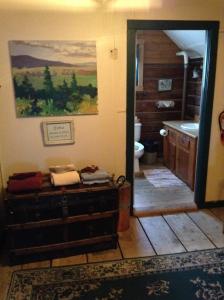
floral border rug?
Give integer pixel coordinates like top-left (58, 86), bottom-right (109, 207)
top-left (7, 248), bottom-right (224, 299)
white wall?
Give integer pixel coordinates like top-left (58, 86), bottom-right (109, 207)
top-left (0, 11), bottom-right (127, 182)
top-left (0, 0), bottom-right (223, 202)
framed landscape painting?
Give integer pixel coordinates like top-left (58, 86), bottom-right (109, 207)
top-left (9, 40), bottom-right (98, 117)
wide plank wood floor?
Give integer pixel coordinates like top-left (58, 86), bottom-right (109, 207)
top-left (133, 164), bottom-right (197, 216)
top-left (1, 208), bottom-right (224, 300)
top-left (140, 215), bottom-right (186, 254)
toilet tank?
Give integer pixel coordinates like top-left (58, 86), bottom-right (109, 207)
top-left (135, 122), bottom-right (142, 141)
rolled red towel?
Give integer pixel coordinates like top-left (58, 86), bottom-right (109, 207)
top-left (7, 172), bottom-right (43, 193)
top-left (80, 165), bottom-right (99, 173)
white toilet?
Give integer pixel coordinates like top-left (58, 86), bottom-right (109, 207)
top-left (134, 121), bottom-right (144, 173)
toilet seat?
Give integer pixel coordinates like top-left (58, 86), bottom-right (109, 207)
top-left (134, 141), bottom-right (144, 173)
top-left (135, 141), bottom-right (144, 157)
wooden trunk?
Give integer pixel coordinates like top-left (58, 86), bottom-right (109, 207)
top-left (4, 175), bottom-right (119, 264)
top-left (117, 182), bottom-right (131, 232)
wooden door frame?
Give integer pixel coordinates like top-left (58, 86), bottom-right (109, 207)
top-left (126, 20), bottom-right (219, 213)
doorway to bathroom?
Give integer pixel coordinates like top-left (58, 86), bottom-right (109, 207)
top-left (126, 20), bottom-right (219, 216)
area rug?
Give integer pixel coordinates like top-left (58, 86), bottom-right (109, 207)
top-left (143, 167), bottom-right (186, 188)
top-left (7, 248), bottom-right (224, 299)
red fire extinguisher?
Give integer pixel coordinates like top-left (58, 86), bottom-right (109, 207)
top-left (219, 111), bottom-right (224, 144)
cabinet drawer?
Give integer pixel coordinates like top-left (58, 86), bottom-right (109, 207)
top-left (177, 133), bottom-right (191, 150)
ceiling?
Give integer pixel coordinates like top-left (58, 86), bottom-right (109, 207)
top-left (164, 30), bottom-right (206, 58)
top-left (0, 0), bottom-right (160, 12)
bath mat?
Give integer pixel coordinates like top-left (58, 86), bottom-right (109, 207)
top-left (7, 248), bottom-right (224, 299)
top-left (143, 167), bottom-right (186, 188)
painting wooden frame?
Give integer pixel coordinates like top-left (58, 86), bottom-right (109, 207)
top-left (42, 120), bottom-right (74, 145)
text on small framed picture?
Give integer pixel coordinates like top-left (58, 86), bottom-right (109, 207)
top-left (42, 120), bottom-right (74, 145)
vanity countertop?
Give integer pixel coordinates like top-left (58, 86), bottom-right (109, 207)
top-left (163, 121), bottom-right (199, 138)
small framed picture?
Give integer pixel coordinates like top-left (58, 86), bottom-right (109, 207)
top-left (158, 79), bottom-right (172, 91)
top-left (42, 120), bottom-right (74, 145)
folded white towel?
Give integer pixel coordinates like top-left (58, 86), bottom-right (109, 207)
top-left (51, 171), bottom-right (80, 186)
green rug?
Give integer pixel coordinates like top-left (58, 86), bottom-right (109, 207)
top-left (7, 248), bottom-right (224, 299)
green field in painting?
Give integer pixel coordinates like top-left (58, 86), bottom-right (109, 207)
top-left (16, 96), bottom-right (98, 117)
top-left (12, 66), bottom-right (97, 89)
top-left (12, 65), bottom-right (98, 117)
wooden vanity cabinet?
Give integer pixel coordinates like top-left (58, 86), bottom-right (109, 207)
top-left (163, 126), bottom-right (197, 190)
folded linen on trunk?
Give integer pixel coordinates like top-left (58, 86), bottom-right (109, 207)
top-left (49, 164), bottom-right (75, 174)
top-left (7, 172), bottom-right (43, 193)
top-left (82, 179), bottom-right (110, 185)
top-left (81, 169), bottom-right (110, 181)
top-left (51, 171), bottom-right (80, 186)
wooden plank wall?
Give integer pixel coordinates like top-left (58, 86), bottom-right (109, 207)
top-left (185, 58), bottom-right (203, 120)
top-left (136, 30), bottom-right (184, 154)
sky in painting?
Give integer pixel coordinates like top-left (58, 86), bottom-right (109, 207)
top-left (9, 40), bottom-right (96, 65)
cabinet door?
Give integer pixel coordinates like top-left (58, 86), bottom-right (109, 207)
top-left (176, 133), bottom-right (197, 189)
top-left (176, 146), bottom-right (190, 184)
top-left (163, 131), bottom-right (169, 167)
top-left (163, 127), bottom-right (176, 172)
top-left (168, 139), bottom-right (176, 172)
top-left (176, 132), bottom-right (190, 184)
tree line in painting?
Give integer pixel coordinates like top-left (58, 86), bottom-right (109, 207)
top-left (13, 66), bottom-right (97, 117)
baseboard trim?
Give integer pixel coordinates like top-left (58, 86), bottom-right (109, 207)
top-left (203, 200), bottom-right (224, 208)
top-left (133, 203), bottom-right (198, 217)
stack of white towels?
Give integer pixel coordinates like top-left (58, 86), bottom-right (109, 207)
top-left (81, 169), bottom-right (110, 185)
top-left (50, 164), bottom-right (80, 186)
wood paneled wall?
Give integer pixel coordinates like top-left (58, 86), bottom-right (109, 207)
top-left (135, 30), bottom-right (184, 153)
top-left (185, 58), bottom-right (203, 120)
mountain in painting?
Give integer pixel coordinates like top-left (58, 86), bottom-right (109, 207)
top-left (11, 55), bottom-right (75, 68)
